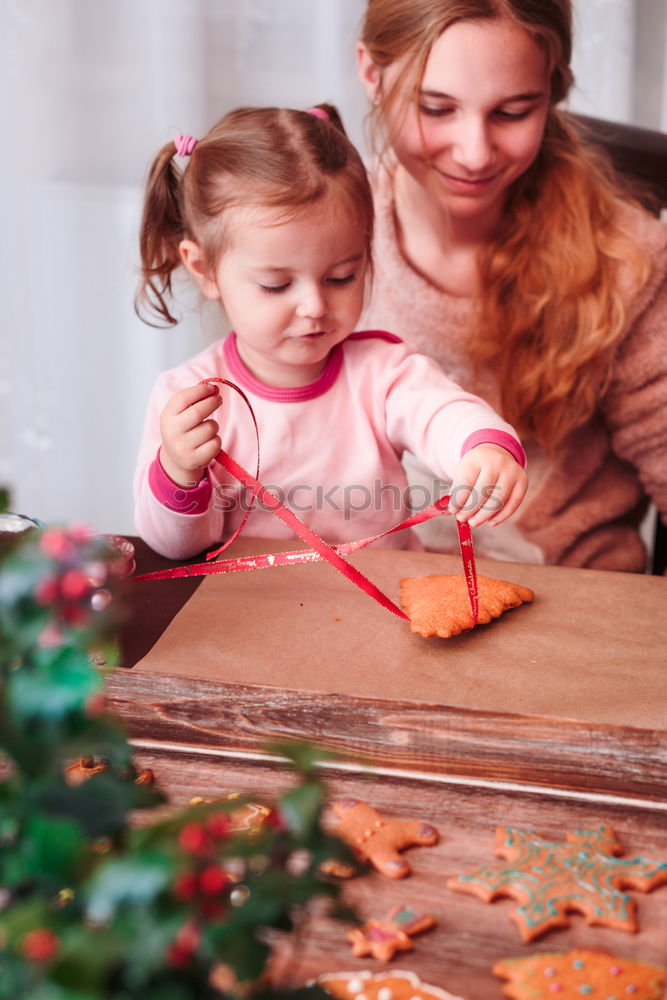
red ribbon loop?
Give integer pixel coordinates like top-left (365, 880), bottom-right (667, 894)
top-left (135, 379), bottom-right (479, 628)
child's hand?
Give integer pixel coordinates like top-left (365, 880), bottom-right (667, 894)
top-left (158, 382), bottom-right (222, 487)
top-left (447, 444), bottom-right (528, 528)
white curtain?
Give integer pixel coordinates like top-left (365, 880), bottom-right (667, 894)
top-left (1, 0), bottom-right (666, 534)
top-left (568, 0), bottom-right (667, 129)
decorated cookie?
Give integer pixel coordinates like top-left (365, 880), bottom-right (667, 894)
top-left (347, 903), bottom-right (436, 962)
top-left (64, 756), bottom-right (154, 787)
top-left (329, 799), bottom-right (438, 878)
top-left (448, 825), bottom-right (667, 941)
top-left (494, 949), bottom-right (667, 1000)
top-left (315, 969), bottom-right (467, 1000)
top-left (399, 574), bottom-right (534, 638)
top-left (188, 793), bottom-right (272, 834)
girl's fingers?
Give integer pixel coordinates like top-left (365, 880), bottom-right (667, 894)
top-left (181, 418), bottom-right (220, 451)
top-left (177, 392), bottom-right (222, 433)
top-left (192, 435), bottom-right (222, 467)
top-left (487, 477), bottom-right (528, 527)
top-left (448, 481), bottom-right (475, 518)
top-left (168, 382), bottom-right (221, 418)
top-left (467, 480), bottom-right (503, 527)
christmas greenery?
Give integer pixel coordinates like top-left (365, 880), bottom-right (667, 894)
top-left (0, 505), bottom-right (356, 999)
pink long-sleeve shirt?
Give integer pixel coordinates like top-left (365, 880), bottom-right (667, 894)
top-left (133, 331), bottom-right (525, 559)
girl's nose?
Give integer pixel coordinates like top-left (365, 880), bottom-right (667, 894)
top-left (295, 285), bottom-right (327, 320)
top-left (451, 117), bottom-right (495, 173)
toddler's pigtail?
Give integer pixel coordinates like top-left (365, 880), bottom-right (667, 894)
top-left (307, 103), bottom-right (348, 135)
top-left (135, 142), bottom-right (187, 326)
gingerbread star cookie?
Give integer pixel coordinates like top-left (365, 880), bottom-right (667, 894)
top-left (315, 970), bottom-right (467, 1000)
top-left (329, 799), bottom-right (438, 878)
top-left (347, 903), bottom-right (436, 961)
top-left (400, 573), bottom-right (534, 638)
top-left (448, 825), bottom-right (667, 941)
top-left (494, 950), bottom-right (667, 1000)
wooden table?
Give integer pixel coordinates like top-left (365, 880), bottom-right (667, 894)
top-left (107, 538), bottom-right (667, 998)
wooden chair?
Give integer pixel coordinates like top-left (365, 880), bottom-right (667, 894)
top-left (572, 113), bottom-right (667, 575)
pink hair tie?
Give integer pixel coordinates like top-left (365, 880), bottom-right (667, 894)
top-left (306, 107), bottom-right (329, 121)
top-left (173, 134), bottom-right (198, 157)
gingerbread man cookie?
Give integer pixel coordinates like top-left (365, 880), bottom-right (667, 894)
top-left (494, 950), bottom-right (667, 1000)
top-left (347, 904), bottom-right (436, 961)
top-left (329, 799), bottom-right (438, 878)
top-left (449, 825), bottom-right (667, 941)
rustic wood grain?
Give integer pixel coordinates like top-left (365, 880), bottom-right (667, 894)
top-left (106, 670), bottom-right (667, 802)
top-left (127, 745), bottom-right (667, 1000)
top-left (107, 535), bottom-right (667, 996)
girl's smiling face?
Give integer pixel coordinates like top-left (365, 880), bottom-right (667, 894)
top-left (360, 17), bottom-right (551, 223)
top-left (180, 194), bottom-right (368, 388)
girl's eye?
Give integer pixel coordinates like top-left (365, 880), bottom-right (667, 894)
top-left (493, 108), bottom-right (532, 122)
top-left (418, 104), bottom-right (455, 118)
top-left (259, 283), bottom-right (290, 294)
top-left (327, 273), bottom-right (356, 286)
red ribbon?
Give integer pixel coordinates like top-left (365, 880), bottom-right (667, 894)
top-left (135, 379), bottom-right (479, 628)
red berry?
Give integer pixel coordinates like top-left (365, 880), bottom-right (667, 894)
top-left (205, 812), bottom-right (231, 840)
top-left (38, 624), bottom-right (63, 648)
top-left (21, 928), bottom-right (59, 962)
top-left (40, 528), bottom-right (71, 561)
top-left (60, 568), bottom-right (90, 601)
top-left (166, 942), bottom-right (189, 967)
top-left (68, 523), bottom-right (92, 543)
top-left (166, 921), bottom-right (201, 965)
top-left (199, 898), bottom-right (226, 921)
top-left (178, 822), bottom-right (209, 856)
top-left (35, 577), bottom-right (60, 606)
top-left (172, 870), bottom-right (198, 901)
top-left (173, 921), bottom-right (200, 955)
top-left (199, 865), bottom-right (230, 896)
top-left (265, 808), bottom-right (286, 831)
top-left (60, 603), bottom-right (89, 625)
top-left (84, 694), bottom-right (106, 718)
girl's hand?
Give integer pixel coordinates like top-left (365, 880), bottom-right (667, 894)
top-left (447, 444), bottom-right (528, 528)
top-left (158, 382), bottom-right (222, 487)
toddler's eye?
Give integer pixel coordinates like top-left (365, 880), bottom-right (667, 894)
top-left (259, 283), bottom-right (290, 294)
top-left (327, 273), bottom-right (356, 286)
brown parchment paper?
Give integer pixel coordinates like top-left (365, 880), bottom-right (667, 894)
top-left (134, 540), bottom-right (667, 728)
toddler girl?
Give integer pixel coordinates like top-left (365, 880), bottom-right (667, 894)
top-left (133, 104), bottom-right (527, 560)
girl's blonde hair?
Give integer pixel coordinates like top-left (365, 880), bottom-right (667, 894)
top-left (361, 0), bottom-right (651, 453)
top-left (136, 104), bottom-right (374, 327)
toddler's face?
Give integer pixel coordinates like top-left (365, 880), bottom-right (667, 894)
top-left (199, 196), bottom-right (368, 388)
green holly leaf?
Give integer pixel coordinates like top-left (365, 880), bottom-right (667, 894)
top-left (207, 923), bottom-right (270, 984)
top-left (7, 648), bottom-right (103, 723)
top-left (22, 813), bottom-right (88, 884)
top-left (84, 851), bottom-right (174, 923)
top-left (278, 780), bottom-right (325, 840)
top-left (36, 773), bottom-right (162, 840)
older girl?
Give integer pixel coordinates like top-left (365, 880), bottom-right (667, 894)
top-left (357, 0), bottom-right (667, 571)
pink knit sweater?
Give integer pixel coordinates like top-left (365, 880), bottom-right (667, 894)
top-left (361, 164), bottom-right (667, 572)
top-left (134, 332), bottom-right (523, 560)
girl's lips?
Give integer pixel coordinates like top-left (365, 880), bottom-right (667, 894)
top-left (435, 167), bottom-right (500, 193)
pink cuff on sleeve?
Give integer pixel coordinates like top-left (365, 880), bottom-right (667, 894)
top-left (148, 452), bottom-right (212, 514)
top-left (461, 430), bottom-right (527, 468)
